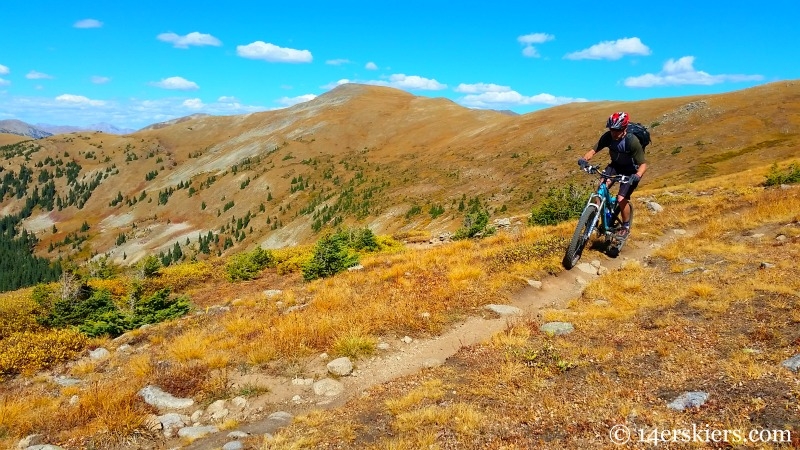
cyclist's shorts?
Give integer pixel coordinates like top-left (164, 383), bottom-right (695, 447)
top-left (603, 165), bottom-right (638, 200)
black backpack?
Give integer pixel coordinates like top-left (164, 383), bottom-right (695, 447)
top-left (626, 122), bottom-right (651, 151)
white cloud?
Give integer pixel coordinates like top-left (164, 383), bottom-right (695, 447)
top-left (384, 74), bottom-right (447, 90)
top-left (0, 78), bottom-right (10, 86)
top-left (157, 32), bottom-right (222, 49)
top-left (217, 96), bottom-right (239, 103)
top-left (518, 33), bottom-right (554, 58)
top-left (365, 62), bottom-right (378, 70)
top-left (182, 98), bottom-right (205, 109)
top-left (27, 71), bottom-right (54, 80)
top-left (458, 88), bottom-right (587, 109)
top-left (326, 59), bottom-right (351, 66)
top-left (324, 75), bottom-right (446, 91)
top-left (236, 41), bottom-right (313, 63)
top-left (454, 83), bottom-right (512, 94)
top-left (55, 94), bottom-right (106, 106)
top-left (277, 94), bottom-right (317, 107)
top-left (624, 56), bottom-right (764, 87)
top-left (91, 76), bottom-right (110, 84)
top-left (0, 64), bottom-right (9, 75)
top-left (149, 76), bottom-right (199, 90)
top-left (565, 37), bottom-right (651, 60)
top-left (74, 19), bottom-right (102, 29)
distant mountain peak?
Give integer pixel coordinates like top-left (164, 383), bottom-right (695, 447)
top-left (0, 119), bottom-right (52, 139)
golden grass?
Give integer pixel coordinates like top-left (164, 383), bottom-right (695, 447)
top-left (3, 164), bottom-right (800, 446)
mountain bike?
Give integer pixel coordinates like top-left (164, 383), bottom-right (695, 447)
top-left (562, 165), bottom-right (634, 269)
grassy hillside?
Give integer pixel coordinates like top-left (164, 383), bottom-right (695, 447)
top-left (0, 81), bottom-right (797, 273)
top-left (0, 157), bottom-right (799, 449)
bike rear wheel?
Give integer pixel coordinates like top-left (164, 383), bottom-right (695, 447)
top-left (563, 206), bottom-right (598, 269)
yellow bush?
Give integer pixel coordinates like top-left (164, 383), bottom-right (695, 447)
top-left (0, 290), bottom-right (43, 339)
top-left (147, 261), bottom-right (214, 292)
top-left (87, 278), bottom-right (128, 298)
top-left (0, 329), bottom-right (88, 376)
top-left (272, 245), bottom-right (314, 275)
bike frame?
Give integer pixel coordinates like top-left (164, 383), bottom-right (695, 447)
top-left (582, 170), bottom-right (627, 240)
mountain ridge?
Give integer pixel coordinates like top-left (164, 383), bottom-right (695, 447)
top-left (0, 81), bottom-right (798, 268)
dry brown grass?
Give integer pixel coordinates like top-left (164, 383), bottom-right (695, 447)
top-left (2, 159), bottom-right (800, 448)
top-left (256, 170), bottom-right (800, 449)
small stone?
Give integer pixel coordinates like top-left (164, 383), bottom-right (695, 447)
top-left (89, 347), bottom-right (110, 360)
top-left (526, 279), bottom-right (543, 289)
top-left (327, 357), bottom-right (354, 376)
top-left (673, 229), bottom-right (687, 235)
top-left (263, 289), bottom-right (283, 298)
top-left (177, 426), bottom-right (219, 439)
top-left (227, 430), bottom-right (249, 439)
top-left (347, 264), bottom-right (364, 271)
top-left (377, 342), bottom-right (391, 351)
top-left (782, 354), bottom-right (800, 372)
top-left (759, 262), bottom-right (775, 269)
top-left (484, 304), bottom-right (522, 316)
top-left (576, 263), bottom-right (597, 275)
top-left (540, 322), bottom-right (574, 336)
top-left (313, 378), bottom-right (344, 397)
top-left (222, 441), bottom-right (244, 450)
top-left (776, 235), bottom-right (788, 242)
top-left (401, 336), bottom-right (413, 344)
top-left (18, 434), bottom-right (45, 449)
top-left (667, 392), bottom-right (709, 411)
top-left (267, 411), bottom-right (294, 426)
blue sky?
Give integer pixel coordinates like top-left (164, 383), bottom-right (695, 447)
top-left (1, 1), bottom-right (798, 130)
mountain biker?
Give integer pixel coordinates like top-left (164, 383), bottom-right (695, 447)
top-left (578, 112), bottom-right (648, 239)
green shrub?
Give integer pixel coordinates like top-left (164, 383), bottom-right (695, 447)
top-left (453, 209), bottom-right (495, 240)
top-left (529, 184), bottom-right (590, 226)
top-left (764, 162), bottom-right (800, 186)
top-left (302, 233), bottom-right (359, 281)
top-left (131, 288), bottom-right (191, 328)
top-left (225, 247), bottom-right (275, 281)
top-left (335, 227), bottom-right (379, 252)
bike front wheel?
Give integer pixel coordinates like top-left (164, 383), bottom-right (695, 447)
top-left (563, 206), bottom-right (598, 269)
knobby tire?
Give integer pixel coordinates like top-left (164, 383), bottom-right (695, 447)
top-left (563, 206), bottom-right (597, 269)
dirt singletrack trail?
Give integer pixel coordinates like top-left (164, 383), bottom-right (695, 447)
top-left (181, 228), bottom-right (688, 449)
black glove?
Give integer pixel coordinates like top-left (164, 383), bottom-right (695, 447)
top-left (629, 173), bottom-right (641, 187)
top-left (578, 158), bottom-right (589, 169)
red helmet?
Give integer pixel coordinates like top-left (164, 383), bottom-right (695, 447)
top-left (606, 112), bottom-right (629, 130)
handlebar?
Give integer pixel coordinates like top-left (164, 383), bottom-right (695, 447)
top-left (583, 165), bottom-right (631, 183)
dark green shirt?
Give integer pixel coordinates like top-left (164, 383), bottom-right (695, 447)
top-left (594, 131), bottom-right (646, 174)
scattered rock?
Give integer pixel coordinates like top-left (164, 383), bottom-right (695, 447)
top-left (759, 262), bottom-right (775, 269)
top-left (26, 446), bottom-right (65, 450)
top-left (117, 344), bottom-right (133, 353)
top-left (291, 377), bottom-right (314, 386)
top-left (377, 342), bottom-right (391, 351)
top-left (327, 357), bottom-right (354, 376)
top-left (89, 347), bottom-right (110, 360)
top-left (782, 354), bottom-right (800, 372)
top-left (227, 430), bottom-right (249, 439)
top-left (776, 234), bottom-right (788, 242)
top-left (206, 399), bottom-right (229, 420)
top-left (540, 322), bottom-right (574, 336)
top-left (263, 289), bottom-right (283, 298)
top-left (494, 218), bottom-right (511, 228)
top-left (646, 201), bottom-right (664, 213)
top-left (156, 413), bottom-right (186, 438)
top-left (177, 426), bottom-right (219, 439)
top-left (484, 304), bottom-right (522, 316)
top-left (267, 411), bottom-right (294, 427)
top-left (138, 385), bottom-right (194, 409)
top-left (53, 376), bottom-right (81, 387)
top-left (222, 441), bottom-right (244, 450)
top-left (401, 336), bottom-right (413, 344)
top-left (347, 264), bottom-right (364, 271)
top-left (576, 263), bottom-right (597, 275)
top-left (18, 434), bottom-right (45, 449)
top-left (667, 392), bottom-right (709, 411)
top-left (313, 378), bottom-right (344, 397)
top-left (673, 229), bottom-right (687, 235)
top-left (526, 279), bottom-right (543, 289)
